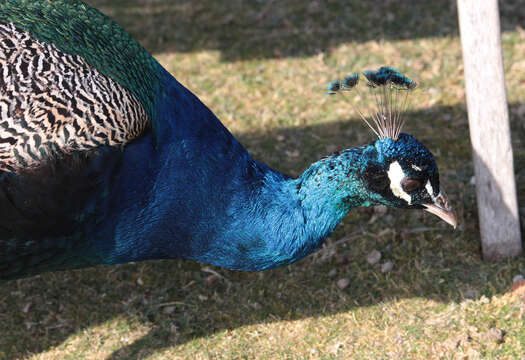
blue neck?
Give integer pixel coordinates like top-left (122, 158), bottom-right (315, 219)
top-left (87, 70), bottom-right (372, 271)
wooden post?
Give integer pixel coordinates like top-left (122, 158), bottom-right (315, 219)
top-left (457, 0), bottom-right (522, 260)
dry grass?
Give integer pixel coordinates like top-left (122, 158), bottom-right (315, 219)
top-left (1, 0), bottom-right (524, 359)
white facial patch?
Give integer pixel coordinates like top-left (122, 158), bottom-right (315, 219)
top-left (425, 180), bottom-right (436, 200)
top-left (411, 164), bottom-right (422, 171)
top-left (387, 161), bottom-right (412, 204)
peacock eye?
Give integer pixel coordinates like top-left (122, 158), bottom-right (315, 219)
top-left (402, 178), bottom-right (421, 192)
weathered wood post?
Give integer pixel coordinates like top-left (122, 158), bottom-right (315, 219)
top-left (457, 0), bottom-right (522, 260)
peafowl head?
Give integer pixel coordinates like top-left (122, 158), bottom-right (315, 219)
top-left (323, 66), bottom-right (457, 228)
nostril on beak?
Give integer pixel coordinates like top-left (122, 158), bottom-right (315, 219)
top-left (436, 194), bottom-right (447, 209)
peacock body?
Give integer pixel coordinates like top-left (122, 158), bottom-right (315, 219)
top-left (0, 0), bottom-right (456, 281)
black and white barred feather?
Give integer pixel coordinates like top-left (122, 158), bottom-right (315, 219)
top-left (0, 23), bottom-right (149, 171)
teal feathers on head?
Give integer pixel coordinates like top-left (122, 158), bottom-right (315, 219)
top-left (326, 73), bottom-right (359, 95)
top-left (363, 66), bottom-right (416, 89)
top-left (326, 66), bottom-right (417, 140)
top-left (342, 73), bottom-right (360, 89)
top-left (326, 80), bottom-right (341, 95)
top-left (325, 66), bottom-right (457, 228)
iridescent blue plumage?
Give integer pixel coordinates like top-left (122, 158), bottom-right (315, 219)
top-left (363, 69), bottom-right (383, 87)
top-left (0, 2), bottom-right (456, 281)
top-left (363, 66), bottom-right (417, 90)
top-left (342, 73), bottom-right (359, 89)
top-left (326, 73), bottom-right (359, 94)
top-left (326, 80), bottom-right (341, 95)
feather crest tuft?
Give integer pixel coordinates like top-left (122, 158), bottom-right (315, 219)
top-left (326, 66), bottom-right (417, 140)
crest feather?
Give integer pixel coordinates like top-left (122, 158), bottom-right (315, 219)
top-left (326, 66), bottom-right (417, 140)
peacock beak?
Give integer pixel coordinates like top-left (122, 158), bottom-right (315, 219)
top-left (423, 190), bottom-right (457, 229)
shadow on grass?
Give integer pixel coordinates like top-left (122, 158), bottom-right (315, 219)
top-left (0, 104), bottom-right (523, 359)
top-left (84, 0), bottom-right (524, 62)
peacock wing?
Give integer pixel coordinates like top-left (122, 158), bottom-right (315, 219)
top-left (0, 0), bottom-right (160, 279)
top-left (0, 22), bottom-right (150, 171)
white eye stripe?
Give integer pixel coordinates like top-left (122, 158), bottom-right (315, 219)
top-left (425, 180), bottom-right (435, 200)
top-left (387, 161), bottom-right (412, 204)
top-left (411, 164), bottom-right (422, 171)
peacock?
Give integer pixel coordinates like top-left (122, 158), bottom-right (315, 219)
top-left (0, 0), bottom-right (456, 281)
